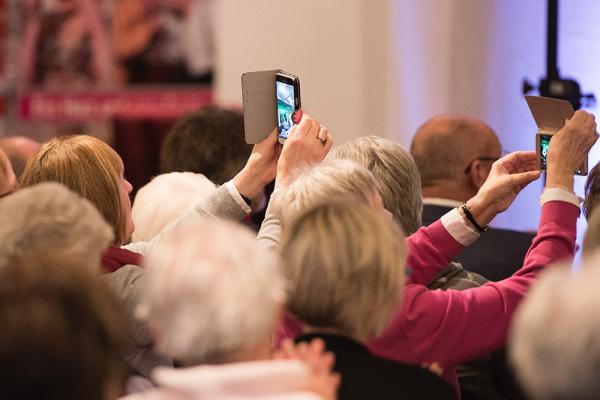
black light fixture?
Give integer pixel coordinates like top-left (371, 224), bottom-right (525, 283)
top-left (523, 0), bottom-right (595, 110)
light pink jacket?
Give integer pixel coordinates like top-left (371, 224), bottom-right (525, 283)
top-left (121, 360), bottom-right (321, 400)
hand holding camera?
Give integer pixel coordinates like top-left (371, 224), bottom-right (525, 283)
top-left (465, 151), bottom-right (541, 228)
top-left (546, 110), bottom-right (598, 189)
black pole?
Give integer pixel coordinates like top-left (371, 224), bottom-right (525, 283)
top-left (547, 0), bottom-right (559, 79)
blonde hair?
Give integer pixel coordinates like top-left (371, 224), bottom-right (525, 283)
top-left (331, 136), bottom-right (423, 234)
top-left (278, 159), bottom-right (379, 226)
top-left (280, 202), bottom-right (406, 340)
top-left (19, 135), bottom-right (127, 244)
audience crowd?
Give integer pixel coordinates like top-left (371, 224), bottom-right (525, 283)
top-left (1, 90), bottom-right (599, 400)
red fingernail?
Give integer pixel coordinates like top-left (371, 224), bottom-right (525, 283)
top-left (292, 109), bottom-right (303, 124)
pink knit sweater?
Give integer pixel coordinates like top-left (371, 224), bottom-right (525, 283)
top-left (370, 200), bottom-right (578, 386)
top-left (280, 201), bottom-right (579, 390)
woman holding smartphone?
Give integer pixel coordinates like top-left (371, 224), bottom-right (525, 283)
top-left (18, 112), bottom-right (332, 376)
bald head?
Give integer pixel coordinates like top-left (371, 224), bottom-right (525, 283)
top-left (410, 115), bottom-right (501, 188)
top-left (0, 136), bottom-right (40, 179)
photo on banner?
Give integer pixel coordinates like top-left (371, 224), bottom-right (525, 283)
top-left (7, 0), bottom-right (216, 189)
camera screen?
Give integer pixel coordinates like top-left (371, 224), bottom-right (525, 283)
top-left (276, 80), bottom-right (296, 140)
top-left (539, 134), bottom-right (551, 170)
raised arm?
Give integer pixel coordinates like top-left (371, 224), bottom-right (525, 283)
top-left (126, 113), bottom-right (331, 254)
top-left (406, 151), bottom-right (542, 285)
top-left (256, 113), bottom-right (333, 251)
top-left (377, 199), bottom-right (578, 369)
top-left (370, 110), bottom-right (598, 369)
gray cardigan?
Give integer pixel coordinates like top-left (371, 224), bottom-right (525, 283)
top-left (104, 183), bottom-right (252, 377)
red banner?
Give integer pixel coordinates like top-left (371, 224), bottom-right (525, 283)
top-left (19, 88), bottom-right (213, 122)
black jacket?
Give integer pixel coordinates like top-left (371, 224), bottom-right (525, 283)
top-left (422, 204), bottom-right (535, 281)
top-left (296, 333), bottom-right (456, 400)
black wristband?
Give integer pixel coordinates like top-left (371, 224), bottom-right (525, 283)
top-left (461, 204), bottom-right (489, 233)
top-left (240, 193), bottom-right (252, 206)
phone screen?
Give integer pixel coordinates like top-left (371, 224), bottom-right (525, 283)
top-left (539, 134), bottom-right (551, 170)
top-left (276, 78), bottom-right (297, 140)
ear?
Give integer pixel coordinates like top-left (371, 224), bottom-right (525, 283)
top-left (467, 159), bottom-right (489, 190)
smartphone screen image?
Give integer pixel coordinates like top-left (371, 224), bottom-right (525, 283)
top-left (276, 72), bottom-right (300, 141)
top-left (539, 134), bottom-right (551, 170)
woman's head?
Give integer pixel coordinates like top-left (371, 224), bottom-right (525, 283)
top-left (331, 135), bottom-right (423, 235)
top-left (280, 202), bottom-right (406, 341)
top-left (19, 135), bottom-right (133, 244)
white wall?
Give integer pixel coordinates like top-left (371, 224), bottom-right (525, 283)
top-left (214, 0), bottom-right (392, 144)
top-left (216, 0), bottom-right (600, 244)
top-left (389, 0), bottom-right (548, 232)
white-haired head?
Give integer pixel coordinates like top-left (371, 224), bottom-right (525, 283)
top-left (139, 218), bottom-right (284, 365)
top-left (510, 254), bottom-right (600, 400)
top-left (131, 172), bottom-right (216, 242)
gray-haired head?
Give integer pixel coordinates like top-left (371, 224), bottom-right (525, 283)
top-left (277, 159), bottom-right (380, 227)
top-left (331, 135), bottom-right (422, 234)
top-left (139, 218), bottom-right (284, 365)
top-left (0, 182), bottom-right (113, 271)
top-left (510, 256), bottom-right (600, 400)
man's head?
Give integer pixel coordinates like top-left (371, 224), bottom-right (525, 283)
top-left (160, 106), bottom-right (252, 185)
top-left (331, 135), bottom-right (422, 235)
top-left (0, 136), bottom-right (40, 179)
top-left (410, 115), bottom-right (501, 201)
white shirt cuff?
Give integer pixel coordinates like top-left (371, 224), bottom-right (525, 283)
top-left (225, 181), bottom-right (252, 214)
top-left (540, 187), bottom-right (582, 207)
top-left (440, 208), bottom-right (480, 246)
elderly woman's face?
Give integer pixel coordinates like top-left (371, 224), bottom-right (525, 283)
top-left (117, 159), bottom-right (135, 241)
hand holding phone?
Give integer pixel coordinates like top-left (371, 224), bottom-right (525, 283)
top-left (537, 132), bottom-right (589, 175)
top-left (526, 95), bottom-right (591, 176)
top-left (542, 110), bottom-right (598, 179)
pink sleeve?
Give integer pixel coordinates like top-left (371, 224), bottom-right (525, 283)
top-left (370, 201), bottom-right (579, 368)
top-left (405, 220), bottom-right (465, 285)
